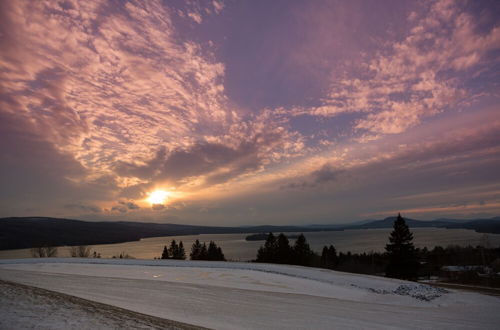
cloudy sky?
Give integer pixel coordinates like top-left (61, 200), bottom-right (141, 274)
top-left (1, 0), bottom-right (499, 225)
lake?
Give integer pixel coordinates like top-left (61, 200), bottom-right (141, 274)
top-left (1, 228), bottom-right (500, 261)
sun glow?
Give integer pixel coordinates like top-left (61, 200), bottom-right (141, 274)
top-left (147, 190), bottom-right (170, 205)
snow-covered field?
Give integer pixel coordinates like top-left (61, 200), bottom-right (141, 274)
top-left (0, 280), bottom-right (203, 330)
top-left (1, 258), bottom-right (499, 329)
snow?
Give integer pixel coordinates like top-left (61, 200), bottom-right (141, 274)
top-left (0, 280), bottom-right (199, 330)
top-left (1, 258), bottom-right (499, 329)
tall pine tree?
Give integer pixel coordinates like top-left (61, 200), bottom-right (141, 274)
top-left (177, 241), bottom-right (186, 260)
top-left (168, 240), bottom-right (179, 259)
top-left (321, 245), bottom-right (337, 269)
top-left (161, 245), bottom-right (169, 259)
top-left (276, 233), bottom-right (292, 264)
top-left (190, 239), bottom-right (202, 260)
top-left (216, 246), bottom-right (225, 261)
top-left (199, 242), bottom-right (208, 260)
top-left (207, 241), bottom-right (219, 260)
top-left (292, 234), bottom-right (313, 266)
top-left (385, 213), bottom-right (419, 279)
top-left (206, 241), bottom-right (225, 261)
top-left (256, 233), bottom-right (277, 262)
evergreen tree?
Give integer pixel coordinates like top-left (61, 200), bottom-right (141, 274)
top-left (256, 232), bottom-right (277, 262)
top-left (207, 241), bottom-right (218, 260)
top-left (385, 213), bottom-right (419, 279)
top-left (190, 239), bottom-right (202, 260)
top-left (321, 246), bottom-right (328, 265)
top-left (161, 245), bottom-right (169, 259)
top-left (177, 241), bottom-right (186, 260)
top-left (216, 246), bottom-right (226, 261)
top-left (321, 245), bottom-right (337, 269)
top-left (200, 242), bottom-right (208, 260)
top-left (168, 240), bottom-right (179, 259)
top-left (276, 233), bottom-right (292, 264)
top-left (328, 245), bottom-right (337, 267)
top-left (256, 246), bottom-right (266, 262)
top-left (206, 241), bottom-right (226, 261)
top-left (292, 234), bottom-right (313, 266)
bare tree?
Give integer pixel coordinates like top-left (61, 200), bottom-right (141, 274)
top-left (31, 246), bottom-right (46, 258)
top-left (45, 246), bottom-right (58, 257)
top-left (69, 245), bottom-right (92, 257)
top-left (31, 245), bottom-right (58, 258)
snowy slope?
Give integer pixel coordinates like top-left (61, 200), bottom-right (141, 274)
top-left (1, 258), bottom-right (499, 329)
top-left (0, 280), bottom-right (202, 330)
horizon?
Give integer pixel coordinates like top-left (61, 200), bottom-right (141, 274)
top-left (1, 0), bottom-right (500, 226)
top-left (2, 214), bottom-right (499, 228)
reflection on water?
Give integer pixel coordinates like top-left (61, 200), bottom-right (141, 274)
top-left (1, 228), bottom-right (499, 261)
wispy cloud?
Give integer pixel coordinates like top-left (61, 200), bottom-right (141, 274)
top-left (285, 1), bottom-right (499, 138)
top-left (0, 3), bottom-right (299, 174)
top-left (1, 0), bottom-right (499, 223)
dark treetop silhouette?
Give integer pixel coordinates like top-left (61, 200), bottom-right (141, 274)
top-left (385, 213), bottom-right (419, 280)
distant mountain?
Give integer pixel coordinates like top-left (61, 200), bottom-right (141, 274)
top-left (307, 216), bottom-right (499, 231)
top-left (1, 216), bottom-right (499, 251)
top-left (331, 216), bottom-right (500, 234)
top-left (351, 216), bottom-right (455, 229)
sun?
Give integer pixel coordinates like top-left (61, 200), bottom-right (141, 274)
top-left (147, 190), bottom-right (170, 205)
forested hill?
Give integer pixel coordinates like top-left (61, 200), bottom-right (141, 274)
top-left (1, 216), bottom-right (499, 250)
top-left (0, 217), bottom-right (330, 250)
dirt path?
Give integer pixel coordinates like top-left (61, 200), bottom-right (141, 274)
top-left (0, 280), bottom-right (209, 330)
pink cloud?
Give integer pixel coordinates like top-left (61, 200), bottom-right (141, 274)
top-left (1, 0), bottom-right (498, 222)
top-left (212, 1), bottom-right (225, 14)
top-left (0, 0), bottom-right (305, 203)
top-left (287, 1), bottom-right (499, 137)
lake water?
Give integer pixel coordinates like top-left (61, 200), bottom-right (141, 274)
top-left (1, 228), bottom-right (500, 261)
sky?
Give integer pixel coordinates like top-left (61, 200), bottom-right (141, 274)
top-left (1, 0), bottom-right (499, 225)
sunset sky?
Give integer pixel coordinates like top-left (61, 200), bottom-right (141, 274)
top-left (1, 0), bottom-right (499, 225)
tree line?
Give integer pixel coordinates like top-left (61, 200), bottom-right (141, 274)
top-left (256, 233), bottom-right (314, 266)
top-left (160, 239), bottom-right (225, 261)
top-left (254, 214), bottom-right (500, 284)
top-left (253, 214), bottom-right (422, 279)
